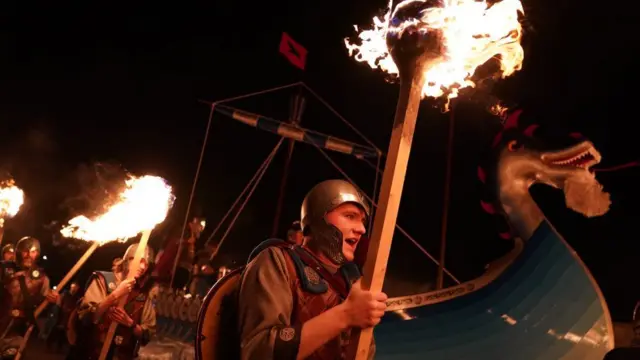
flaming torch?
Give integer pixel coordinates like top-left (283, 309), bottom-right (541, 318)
top-left (0, 179), bottom-right (25, 243)
top-left (344, 1), bottom-right (524, 358)
top-left (14, 175), bottom-right (174, 360)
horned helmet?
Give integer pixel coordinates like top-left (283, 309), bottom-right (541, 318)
top-left (301, 179), bottom-right (370, 265)
top-left (16, 237), bottom-right (41, 268)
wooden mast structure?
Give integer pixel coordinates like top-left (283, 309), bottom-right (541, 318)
top-left (271, 89), bottom-right (306, 238)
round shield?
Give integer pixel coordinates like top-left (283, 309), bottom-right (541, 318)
top-left (195, 268), bottom-right (243, 360)
top-left (179, 295), bottom-right (192, 321)
top-left (189, 296), bottom-right (202, 323)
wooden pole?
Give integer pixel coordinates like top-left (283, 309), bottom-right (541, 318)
top-left (271, 93), bottom-right (305, 238)
top-left (348, 65), bottom-right (426, 360)
top-left (98, 230), bottom-right (153, 360)
top-left (15, 241), bottom-right (101, 360)
top-left (436, 102), bottom-right (456, 290)
top-left (38, 241), bottom-right (101, 315)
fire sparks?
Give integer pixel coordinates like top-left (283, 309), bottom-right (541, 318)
top-left (61, 175), bottom-right (175, 244)
top-left (345, 0), bottom-right (525, 103)
top-left (0, 180), bottom-right (24, 219)
top-left (490, 103), bottom-right (509, 119)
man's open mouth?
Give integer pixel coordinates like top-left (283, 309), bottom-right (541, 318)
top-left (345, 238), bottom-right (358, 247)
top-left (541, 141), bottom-right (601, 170)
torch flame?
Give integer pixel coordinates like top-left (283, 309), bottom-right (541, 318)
top-left (0, 180), bottom-right (24, 219)
top-left (61, 175), bottom-right (175, 244)
top-left (345, 0), bottom-right (524, 105)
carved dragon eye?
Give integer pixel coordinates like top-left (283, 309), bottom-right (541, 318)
top-left (507, 140), bottom-right (523, 152)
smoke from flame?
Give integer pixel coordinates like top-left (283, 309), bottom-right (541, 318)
top-left (345, 0), bottom-right (525, 106)
top-left (0, 180), bottom-right (24, 219)
top-left (60, 175), bottom-right (175, 244)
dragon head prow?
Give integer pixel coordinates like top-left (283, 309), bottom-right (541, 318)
top-left (540, 140), bottom-right (601, 170)
top-left (498, 140), bottom-right (611, 217)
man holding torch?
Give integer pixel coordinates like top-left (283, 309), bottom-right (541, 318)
top-left (67, 243), bottom-right (157, 360)
top-left (0, 237), bottom-right (58, 359)
top-left (5, 174), bottom-right (174, 360)
top-left (0, 245), bottom-right (16, 281)
top-left (237, 179), bottom-right (386, 360)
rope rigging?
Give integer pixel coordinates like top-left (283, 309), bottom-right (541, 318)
top-left (181, 82), bottom-right (639, 291)
top-left (207, 137), bottom-right (285, 261)
top-left (170, 104), bottom-right (215, 288)
top-left (203, 139), bottom-right (286, 248)
top-left (184, 82), bottom-right (462, 286)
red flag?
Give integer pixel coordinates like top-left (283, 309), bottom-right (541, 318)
top-left (279, 32), bottom-right (307, 70)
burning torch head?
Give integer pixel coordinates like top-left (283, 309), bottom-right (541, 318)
top-left (301, 179), bottom-right (370, 265)
top-left (2, 243), bottom-right (14, 261)
top-left (386, 0), bottom-right (446, 81)
top-left (16, 236), bottom-right (40, 269)
top-left (121, 243), bottom-right (155, 279)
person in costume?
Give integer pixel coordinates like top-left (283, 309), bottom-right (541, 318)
top-left (153, 216), bottom-right (205, 289)
top-left (188, 245), bottom-right (218, 297)
top-left (0, 245), bottom-right (16, 282)
top-left (67, 243), bottom-right (157, 360)
top-left (237, 179), bottom-right (387, 360)
top-left (1, 245), bottom-right (14, 262)
top-left (43, 281), bottom-right (81, 353)
top-left (0, 236), bottom-right (58, 359)
top-left (286, 221), bottom-right (304, 246)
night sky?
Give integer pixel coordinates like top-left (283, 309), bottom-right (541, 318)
top-left (0, 1), bottom-right (638, 321)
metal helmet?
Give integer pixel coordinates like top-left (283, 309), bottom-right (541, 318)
top-left (16, 236), bottom-right (41, 265)
top-left (300, 179), bottom-right (369, 264)
top-left (121, 243), bottom-right (155, 276)
top-left (287, 221), bottom-right (302, 243)
top-left (2, 243), bottom-right (14, 256)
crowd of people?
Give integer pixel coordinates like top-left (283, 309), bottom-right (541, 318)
top-left (0, 179), bottom-right (389, 360)
top-left (0, 235), bottom-right (163, 360)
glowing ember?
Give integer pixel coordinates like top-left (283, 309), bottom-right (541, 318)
top-left (490, 103), bottom-right (509, 119)
top-left (0, 180), bottom-right (24, 219)
top-left (345, 0), bottom-right (524, 103)
top-left (61, 175), bottom-right (175, 244)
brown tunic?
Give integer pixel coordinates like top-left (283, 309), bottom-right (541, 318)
top-left (77, 273), bottom-right (157, 360)
top-left (237, 247), bottom-right (375, 360)
top-left (0, 267), bottom-right (50, 338)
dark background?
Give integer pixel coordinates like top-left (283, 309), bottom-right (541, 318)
top-left (0, 1), bottom-right (638, 321)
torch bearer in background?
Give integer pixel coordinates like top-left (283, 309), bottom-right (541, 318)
top-left (0, 180), bottom-right (25, 244)
top-left (344, 0), bottom-right (525, 358)
top-left (13, 175), bottom-right (175, 360)
top-left (0, 180), bottom-right (23, 342)
top-left (96, 176), bottom-right (174, 360)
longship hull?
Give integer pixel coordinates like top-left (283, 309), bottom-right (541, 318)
top-left (373, 220), bottom-right (613, 359)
